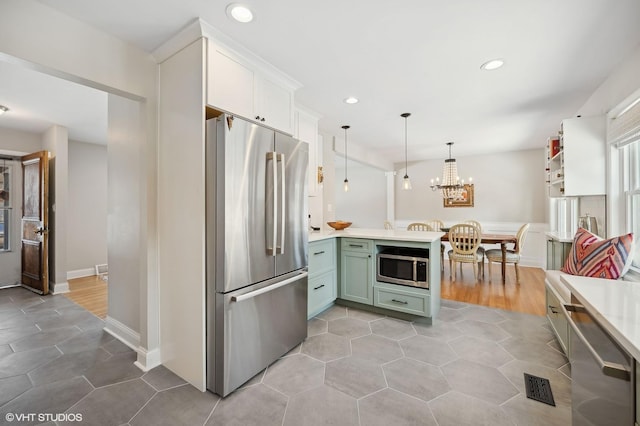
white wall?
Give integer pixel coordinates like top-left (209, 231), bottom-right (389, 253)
top-left (395, 148), bottom-right (546, 223)
top-left (575, 44), bottom-right (640, 238)
top-left (67, 140), bottom-right (107, 273)
top-left (335, 157), bottom-right (388, 228)
top-left (42, 125), bottom-right (69, 292)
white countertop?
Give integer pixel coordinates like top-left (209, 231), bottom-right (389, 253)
top-left (309, 228), bottom-right (444, 243)
top-left (545, 231), bottom-right (575, 243)
top-left (561, 274), bottom-right (640, 360)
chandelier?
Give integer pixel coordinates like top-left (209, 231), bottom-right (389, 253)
top-left (430, 142), bottom-right (472, 201)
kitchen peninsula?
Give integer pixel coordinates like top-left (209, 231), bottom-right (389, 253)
top-left (308, 229), bottom-right (444, 321)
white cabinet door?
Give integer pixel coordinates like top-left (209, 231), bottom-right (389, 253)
top-left (207, 45), bottom-right (254, 119)
top-left (295, 108), bottom-right (319, 196)
top-left (255, 75), bottom-right (294, 135)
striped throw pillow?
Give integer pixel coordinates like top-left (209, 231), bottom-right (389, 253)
top-left (561, 228), bottom-right (635, 279)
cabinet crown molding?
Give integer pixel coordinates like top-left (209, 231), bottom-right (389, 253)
top-left (153, 18), bottom-right (302, 91)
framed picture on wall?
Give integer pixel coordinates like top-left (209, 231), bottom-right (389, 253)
top-left (444, 184), bottom-right (474, 208)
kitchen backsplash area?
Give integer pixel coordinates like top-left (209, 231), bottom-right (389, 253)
top-left (578, 195), bottom-right (606, 237)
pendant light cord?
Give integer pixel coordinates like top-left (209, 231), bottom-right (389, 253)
top-left (404, 116), bottom-right (408, 175)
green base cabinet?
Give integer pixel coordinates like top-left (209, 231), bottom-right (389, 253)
top-left (374, 282), bottom-right (430, 317)
top-left (308, 239), bottom-right (337, 318)
top-left (545, 284), bottom-right (569, 355)
top-left (339, 239), bottom-right (374, 305)
top-left (546, 239), bottom-right (572, 270)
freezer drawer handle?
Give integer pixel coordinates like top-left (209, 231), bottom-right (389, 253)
top-left (313, 284), bottom-right (325, 290)
top-left (562, 303), bottom-right (631, 381)
top-left (231, 272), bottom-right (308, 303)
top-left (313, 251), bottom-right (325, 255)
top-left (391, 299), bottom-right (408, 305)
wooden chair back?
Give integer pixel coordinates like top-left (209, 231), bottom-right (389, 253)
top-left (448, 224), bottom-right (480, 255)
top-left (515, 223), bottom-right (530, 253)
top-left (425, 219), bottom-right (445, 231)
top-left (463, 220), bottom-right (482, 232)
top-left (407, 222), bottom-right (434, 231)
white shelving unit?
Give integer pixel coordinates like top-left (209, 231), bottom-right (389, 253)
top-left (546, 115), bottom-right (605, 198)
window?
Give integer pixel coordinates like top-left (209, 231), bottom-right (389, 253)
top-left (624, 141), bottom-right (640, 268)
top-left (0, 162), bottom-right (11, 252)
top-left (609, 91), bottom-right (640, 272)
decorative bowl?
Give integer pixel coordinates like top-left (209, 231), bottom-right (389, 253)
top-left (327, 221), bottom-right (352, 231)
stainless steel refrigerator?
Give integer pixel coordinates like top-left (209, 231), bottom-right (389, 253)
top-left (205, 114), bottom-right (308, 397)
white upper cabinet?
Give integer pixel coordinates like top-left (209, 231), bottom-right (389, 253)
top-left (207, 46), bottom-right (254, 120)
top-left (207, 40), bottom-right (296, 135)
top-left (255, 75), bottom-right (294, 134)
top-left (546, 115), bottom-right (606, 197)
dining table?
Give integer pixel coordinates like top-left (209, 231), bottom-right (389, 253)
top-left (440, 231), bottom-right (518, 284)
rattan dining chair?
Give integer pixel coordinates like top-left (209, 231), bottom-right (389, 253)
top-left (486, 223), bottom-right (530, 283)
top-left (406, 222), bottom-right (433, 231)
top-left (447, 223), bottom-right (483, 282)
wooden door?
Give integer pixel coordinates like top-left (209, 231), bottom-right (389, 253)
top-left (21, 151), bottom-right (49, 294)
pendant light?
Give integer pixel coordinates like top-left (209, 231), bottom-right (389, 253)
top-left (401, 113), bottom-right (412, 190)
top-left (342, 125), bottom-right (350, 192)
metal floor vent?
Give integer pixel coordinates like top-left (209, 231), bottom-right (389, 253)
top-left (523, 373), bottom-right (555, 406)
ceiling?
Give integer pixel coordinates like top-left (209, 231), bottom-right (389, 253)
top-left (3, 0), bottom-right (640, 162)
top-left (0, 60), bottom-right (107, 146)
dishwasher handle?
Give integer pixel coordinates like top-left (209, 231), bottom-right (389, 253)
top-left (562, 303), bottom-right (631, 381)
top-left (231, 272), bottom-right (308, 303)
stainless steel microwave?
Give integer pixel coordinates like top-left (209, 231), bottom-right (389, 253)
top-left (376, 247), bottom-right (429, 289)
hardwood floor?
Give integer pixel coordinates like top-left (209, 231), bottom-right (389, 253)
top-left (440, 262), bottom-right (546, 316)
top-left (64, 275), bottom-right (108, 319)
top-left (61, 263), bottom-right (546, 321)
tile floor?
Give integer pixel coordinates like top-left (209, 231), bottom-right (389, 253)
top-left (0, 286), bottom-right (571, 425)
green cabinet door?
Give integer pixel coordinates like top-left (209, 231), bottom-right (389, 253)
top-left (547, 239), bottom-right (572, 270)
top-left (340, 250), bottom-right (373, 305)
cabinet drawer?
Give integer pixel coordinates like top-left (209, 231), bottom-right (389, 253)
top-left (341, 238), bottom-right (373, 253)
top-left (374, 285), bottom-right (430, 317)
top-left (545, 286), bottom-right (569, 355)
top-left (309, 239), bottom-right (336, 276)
top-left (308, 270), bottom-right (336, 318)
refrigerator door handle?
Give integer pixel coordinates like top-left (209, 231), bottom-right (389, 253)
top-left (231, 271), bottom-right (308, 302)
top-left (277, 153), bottom-right (286, 255)
top-left (266, 152), bottom-right (278, 256)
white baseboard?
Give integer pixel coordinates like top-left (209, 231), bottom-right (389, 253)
top-left (135, 347), bottom-right (161, 372)
top-left (67, 268), bottom-right (96, 280)
top-left (51, 281), bottom-right (69, 294)
top-left (104, 316), bottom-right (141, 351)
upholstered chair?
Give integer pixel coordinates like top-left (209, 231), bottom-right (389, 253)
top-left (486, 223), bottom-right (530, 283)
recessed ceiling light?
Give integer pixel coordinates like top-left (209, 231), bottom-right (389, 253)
top-left (480, 59), bottom-right (505, 70)
top-left (226, 3), bottom-right (254, 23)
top-left (344, 97), bottom-right (359, 104)
top-left (0, 105), bottom-right (9, 115)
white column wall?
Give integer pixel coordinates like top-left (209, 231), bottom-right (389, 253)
top-left (67, 141), bottom-right (107, 275)
top-left (42, 125), bottom-right (69, 293)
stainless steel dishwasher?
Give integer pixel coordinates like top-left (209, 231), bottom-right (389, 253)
top-left (563, 295), bottom-right (634, 426)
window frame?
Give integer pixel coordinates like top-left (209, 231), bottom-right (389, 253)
top-left (0, 161), bottom-right (13, 253)
top-left (608, 90), bottom-right (640, 278)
